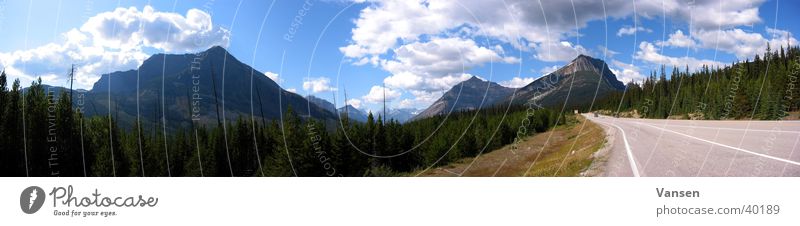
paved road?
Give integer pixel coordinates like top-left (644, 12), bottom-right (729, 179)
top-left (584, 114), bottom-right (800, 176)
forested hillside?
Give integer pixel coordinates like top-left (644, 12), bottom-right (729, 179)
top-left (596, 45), bottom-right (799, 120)
top-left (0, 73), bottom-right (561, 177)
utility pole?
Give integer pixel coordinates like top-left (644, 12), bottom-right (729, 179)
top-left (210, 64), bottom-right (222, 126)
top-left (69, 64), bottom-right (74, 106)
top-left (68, 64), bottom-right (75, 176)
top-left (382, 83), bottom-right (386, 124)
top-left (344, 87), bottom-right (349, 118)
top-left (254, 80), bottom-right (266, 126)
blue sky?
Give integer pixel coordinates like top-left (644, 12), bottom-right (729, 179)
top-left (0, 0), bottom-right (797, 112)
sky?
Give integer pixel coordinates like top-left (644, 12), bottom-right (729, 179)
top-left (0, 0), bottom-right (797, 113)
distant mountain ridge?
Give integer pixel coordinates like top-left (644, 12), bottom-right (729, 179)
top-left (307, 95), bottom-right (337, 113)
top-left (506, 54), bottom-right (625, 108)
top-left (308, 95), bottom-right (418, 123)
top-left (41, 50), bottom-right (623, 127)
top-left (412, 76), bottom-right (514, 120)
top-left (380, 108), bottom-right (417, 123)
top-left (337, 105), bottom-right (368, 122)
top-left (413, 55), bottom-right (625, 120)
top-left (82, 46), bottom-right (336, 130)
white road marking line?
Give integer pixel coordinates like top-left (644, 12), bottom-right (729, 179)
top-left (637, 123), bottom-right (800, 134)
top-left (636, 122), bottom-right (800, 167)
top-left (592, 119), bottom-right (640, 177)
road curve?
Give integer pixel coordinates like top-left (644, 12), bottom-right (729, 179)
top-left (584, 114), bottom-right (800, 177)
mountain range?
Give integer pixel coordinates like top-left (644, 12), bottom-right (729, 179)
top-left (412, 76), bottom-right (514, 120)
top-left (39, 47), bottom-right (623, 128)
top-left (505, 54), bottom-right (625, 108)
top-left (81, 46), bottom-right (336, 130)
top-left (411, 54), bottom-right (625, 120)
top-left (307, 96), bottom-right (418, 123)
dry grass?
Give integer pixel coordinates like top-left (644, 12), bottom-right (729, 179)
top-left (417, 115), bottom-right (606, 177)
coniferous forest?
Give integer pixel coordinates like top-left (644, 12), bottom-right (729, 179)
top-left (4, 45), bottom-right (796, 177)
top-left (0, 73), bottom-right (561, 177)
top-left (595, 45), bottom-right (800, 120)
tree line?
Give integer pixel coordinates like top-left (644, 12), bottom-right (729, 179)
top-left (0, 73), bottom-right (562, 177)
top-left (595, 45), bottom-right (800, 120)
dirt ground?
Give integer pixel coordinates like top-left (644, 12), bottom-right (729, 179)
top-left (417, 115), bottom-right (607, 177)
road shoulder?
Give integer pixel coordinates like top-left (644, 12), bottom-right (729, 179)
top-left (418, 115), bottom-right (607, 177)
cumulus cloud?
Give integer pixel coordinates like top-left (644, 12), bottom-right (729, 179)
top-left (632, 0), bottom-right (764, 30)
top-left (0, 5), bottom-right (229, 90)
top-left (657, 30), bottom-right (697, 48)
top-left (499, 77), bottom-right (535, 88)
top-left (635, 41), bottom-right (723, 69)
top-left (362, 85), bottom-right (401, 103)
top-left (0, 41), bottom-right (149, 88)
top-left (343, 0), bottom-right (765, 58)
top-left (693, 28), bottom-right (796, 59)
top-left (598, 45), bottom-right (619, 58)
top-left (341, 0), bottom-right (631, 103)
top-left (346, 98), bottom-right (362, 109)
top-left (381, 37), bottom-right (512, 92)
top-left (533, 41), bottom-right (591, 62)
top-left (397, 99), bottom-right (416, 109)
top-left (342, 0), bottom-right (772, 108)
top-left (342, 0), bottom-right (636, 59)
top-left (610, 60), bottom-right (645, 84)
top-left (539, 65), bottom-right (560, 75)
top-left (617, 26), bottom-right (652, 37)
top-left (264, 71), bottom-right (281, 83)
top-left (408, 89), bottom-right (448, 108)
top-left (302, 77), bottom-right (338, 93)
top-left (81, 6), bottom-right (229, 52)
top-left (678, 0), bottom-right (763, 30)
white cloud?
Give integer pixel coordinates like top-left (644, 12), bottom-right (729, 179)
top-left (343, 0), bottom-right (766, 59)
top-left (81, 6), bottom-right (229, 52)
top-left (635, 41), bottom-right (724, 69)
top-left (397, 99), bottom-right (415, 109)
top-left (342, 0), bottom-right (640, 59)
top-left (383, 72), bottom-right (422, 90)
top-left (632, 0), bottom-right (764, 30)
top-left (657, 30), bottom-right (696, 48)
top-left (264, 71), bottom-right (280, 83)
top-left (679, 0), bottom-right (763, 29)
top-left (343, 0), bottom-right (771, 109)
top-left (617, 26), bottom-right (652, 37)
top-left (539, 65), bottom-right (560, 76)
top-left (286, 88), bottom-right (297, 93)
top-left (694, 28), bottom-right (796, 59)
top-left (346, 98), bottom-right (362, 109)
top-left (381, 37), bottom-right (511, 92)
top-left (423, 73), bottom-right (473, 92)
top-left (302, 77), bottom-right (338, 93)
top-left (339, 0), bottom-right (454, 59)
top-left (362, 85), bottom-right (401, 103)
top-left (499, 77), bottom-right (534, 88)
top-left (342, 0), bottom-right (778, 110)
top-left (766, 28), bottom-right (798, 50)
top-left (598, 45), bottom-right (619, 58)
top-left (0, 5), bottom-right (229, 90)
top-left (408, 89), bottom-right (446, 109)
top-left (0, 37), bottom-right (149, 89)
top-left (610, 60), bottom-right (644, 84)
top-left (343, 0), bottom-right (770, 60)
top-left (533, 41), bottom-right (590, 62)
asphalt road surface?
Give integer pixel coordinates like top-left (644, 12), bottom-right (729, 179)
top-left (584, 114), bottom-right (800, 176)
